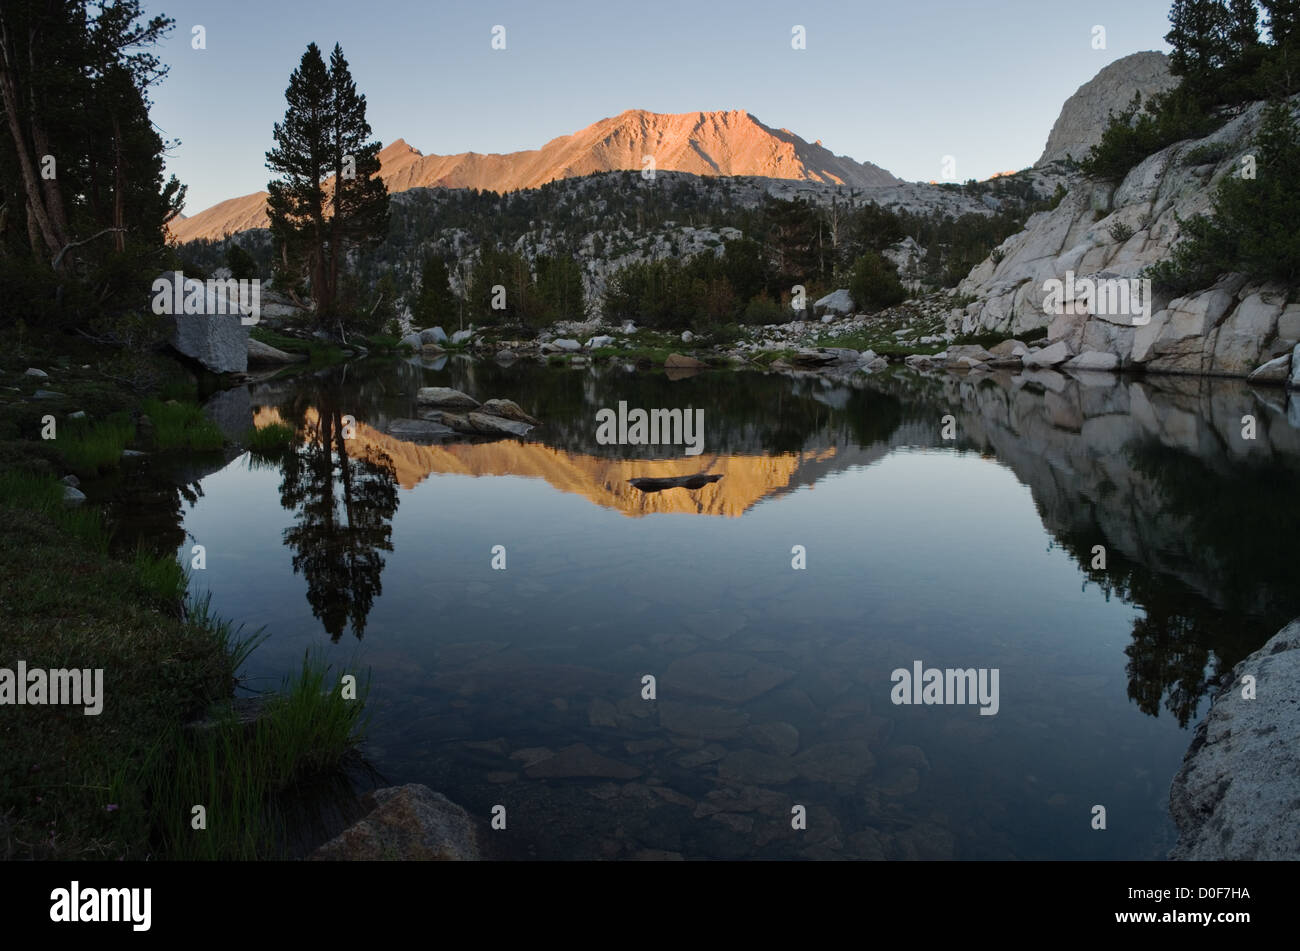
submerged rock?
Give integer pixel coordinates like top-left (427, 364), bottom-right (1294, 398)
top-left (310, 784), bottom-right (479, 861)
top-left (1170, 618), bottom-right (1300, 859)
top-left (663, 651), bottom-right (796, 705)
top-left (384, 419), bottom-right (458, 442)
top-left (664, 353), bottom-right (707, 369)
top-left (523, 743), bottom-right (642, 780)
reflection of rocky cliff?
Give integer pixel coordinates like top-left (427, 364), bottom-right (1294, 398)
top-left (257, 406), bottom-right (890, 518)
top-left (872, 367), bottom-right (1300, 725)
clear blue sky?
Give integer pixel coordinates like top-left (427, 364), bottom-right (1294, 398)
top-left (143, 0), bottom-right (1175, 214)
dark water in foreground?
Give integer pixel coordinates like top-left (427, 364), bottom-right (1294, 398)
top-left (117, 357), bottom-right (1300, 859)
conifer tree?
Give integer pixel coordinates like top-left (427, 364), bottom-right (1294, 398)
top-left (266, 42), bottom-right (388, 328)
top-left (412, 253), bottom-right (457, 328)
top-left (0, 0), bottom-right (184, 321)
top-left (1166, 0), bottom-right (1234, 92)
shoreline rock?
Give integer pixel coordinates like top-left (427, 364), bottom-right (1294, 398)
top-left (1169, 617), bottom-right (1300, 860)
top-left (310, 784), bottom-right (480, 861)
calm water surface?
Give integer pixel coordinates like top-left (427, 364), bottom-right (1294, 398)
top-left (124, 357), bottom-right (1300, 860)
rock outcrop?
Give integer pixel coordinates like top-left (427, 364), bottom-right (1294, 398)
top-left (1037, 52), bottom-right (1178, 167)
top-left (1169, 619), bottom-right (1300, 860)
top-left (310, 784), bottom-right (480, 860)
top-left (167, 275), bottom-right (249, 374)
top-left (247, 338), bottom-right (307, 365)
top-left (960, 95), bottom-right (1300, 381)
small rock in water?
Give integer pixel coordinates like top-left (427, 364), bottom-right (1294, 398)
top-left (416, 387), bottom-right (479, 409)
top-left (62, 485), bottom-right (86, 505)
top-left (384, 419), bottom-right (457, 443)
top-left (664, 353), bottom-right (707, 369)
top-left (478, 399), bottom-right (540, 425)
top-left (24, 368), bottom-right (48, 379)
top-left (523, 743), bottom-right (642, 780)
top-left (32, 390), bottom-right (65, 400)
top-left (628, 473), bottom-right (721, 493)
top-left (466, 412), bottom-right (533, 437)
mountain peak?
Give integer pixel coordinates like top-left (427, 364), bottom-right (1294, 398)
top-left (171, 110), bottom-right (900, 243)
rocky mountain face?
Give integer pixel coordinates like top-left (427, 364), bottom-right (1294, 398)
top-left (1037, 51), bottom-right (1178, 167)
top-left (170, 109), bottom-right (900, 243)
top-left (183, 168), bottom-right (1046, 320)
top-left (958, 95), bottom-right (1300, 381)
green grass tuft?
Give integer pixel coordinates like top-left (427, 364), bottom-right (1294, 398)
top-left (245, 423), bottom-right (297, 457)
top-left (144, 653), bottom-right (369, 860)
top-left (58, 413), bottom-right (135, 473)
top-left (141, 399), bottom-right (224, 451)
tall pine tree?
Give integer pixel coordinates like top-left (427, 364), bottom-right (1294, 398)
top-left (266, 42), bottom-right (388, 329)
top-left (325, 44), bottom-right (387, 320)
top-left (1261, 0), bottom-right (1300, 42)
top-left (1166, 0), bottom-right (1234, 94)
top-left (411, 253), bottom-right (457, 328)
top-left (266, 44), bottom-right (330, 309)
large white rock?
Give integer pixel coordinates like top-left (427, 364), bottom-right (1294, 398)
top-left (419, 327), bottom-right (448, 346)
top-left (1064, 350), bottom-right (1119, 371)
top-left (1155, 289), bottom-right (1235, 353)
top-left (1170, 619), bottom-right (1300, 859)
top-left (1130, 309), bottom-right (1168, 363)
top-left (585, 335), bottom-right (614, 349)
top-left (1022, 340), bottom-right (1074, 367)
top-left (1276, 304), bottom-right (1300, 346)
top-left (813, 289), bottom-right (855, 317)
top-left (168, 274), bottom-right (249, 373)
top-left (1247, 353), bottom-right (1291, 385)
top-left (1037, 52), bottom-right (1177, 166)
top-left (1212, 292), bottom-right (1284, 376)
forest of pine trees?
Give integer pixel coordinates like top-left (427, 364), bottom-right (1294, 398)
top-left (0, 1), bottom-right (185, 329)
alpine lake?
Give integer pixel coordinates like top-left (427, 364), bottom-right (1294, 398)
top-left (94, 354), bottom-right (1300, 860)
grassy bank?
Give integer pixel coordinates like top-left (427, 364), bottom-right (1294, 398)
top-left (0, 340), bottom-right (367, 859)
